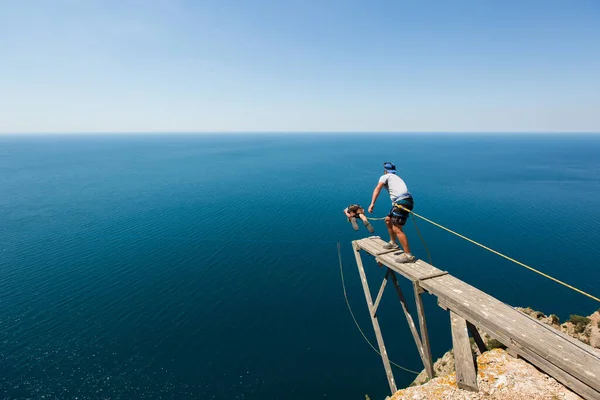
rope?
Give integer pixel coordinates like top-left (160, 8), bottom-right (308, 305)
top-left (387, 206), bottom-right (600, 304)
top-left (410, 213), bottom-right (433, 267)
top-left (337, 241), bottom-right (420, 375)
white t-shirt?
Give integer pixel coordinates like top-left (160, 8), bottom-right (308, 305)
top-left (378, 173), bottom-right (410, 202)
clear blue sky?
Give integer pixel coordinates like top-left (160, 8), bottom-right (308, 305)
top-left (1, 0), bottom-right (599, 133)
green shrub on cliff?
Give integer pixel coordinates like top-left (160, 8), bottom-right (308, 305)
top-left (568, 315), bottom-right (590, 333)
top-left (486, 338), bottom-right (506, 350)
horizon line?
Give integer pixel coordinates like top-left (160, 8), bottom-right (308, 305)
top-left (1, 131), bottom-right (600, 135)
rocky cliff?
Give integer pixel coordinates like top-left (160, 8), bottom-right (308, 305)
top-left (391, 348), bottom-right (582, 400)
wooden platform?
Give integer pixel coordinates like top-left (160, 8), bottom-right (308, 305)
top-left (354, 236), bottom-right (600, 400)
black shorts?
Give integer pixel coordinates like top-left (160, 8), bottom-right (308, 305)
top-left (347, 204), bottom-right (363, 214)
top-left (387, 197), bottom-right (414, 227)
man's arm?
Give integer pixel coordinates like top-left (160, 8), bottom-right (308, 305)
top-left (368, 182), bottom-right (385, 213)
top-left (343, 207), bottom-right (351, 218)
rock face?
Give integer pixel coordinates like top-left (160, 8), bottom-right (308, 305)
top-left (411, 328), bottom-right (499, 387)
top-left (391, 349), bottom-right (582, 400)
top-left (590, 311), bottom-right (600, 349)
top-left (516, 307), bottom-right (562, 329)
top-left (411, 348), bottom-right (457, 387)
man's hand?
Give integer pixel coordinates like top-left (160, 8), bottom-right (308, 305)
top-left (368, 204), bottom-right (375, 214)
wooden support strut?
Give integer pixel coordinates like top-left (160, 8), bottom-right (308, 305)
top-left (413, 281), bottom-right (434, 379)
top-left (389, 271), bottom-right (429, 370)
top-left (352, 241), bottom-right (397, 394)
top-left (450, 311), bottom-right (479, 392)
top-left (467, 321), bottom-right (487, 356)
top-left (372, 270), bottom-right (389, 317)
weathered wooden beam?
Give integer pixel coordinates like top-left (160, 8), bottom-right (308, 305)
top-left (418, 271), bottom-right (449, 281)
top-left (437, 299), bottom-right (449, 311)
top-left (435, 287), bottom-right (600, 392)
top-left (372, 270), bottom-right (389, 317)
top-left (510, 341), bottom-right (600, 400)
top-left (352, 241), bottom-right (397, 394)
top-left (466, 321), bottom-right (487, 356)
top-left (389, 271), bottom-right (427, 364)
top-left (517, 310), bottom-right (600, 359)
top-left (440, 295), bottom-right (600, 400)
top-left (506, 347), bottom-right (520, 359)
top-left (356, 237), bottom-right (401, 256)
top-left (413, 281), bottom-right (434, 379)
top-left (450, 311), bottom-right (478, 392)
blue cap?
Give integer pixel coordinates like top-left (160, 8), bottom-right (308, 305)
top-left (383, 162), bottom-right (396, 173)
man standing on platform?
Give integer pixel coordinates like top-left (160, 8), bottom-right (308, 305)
top-left (368, 162), bottom-right (415, 263)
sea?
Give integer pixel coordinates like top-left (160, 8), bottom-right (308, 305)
top-left (1, 133), bottom-right (599, 400)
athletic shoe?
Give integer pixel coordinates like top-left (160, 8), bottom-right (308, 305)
top-left (395, 253), bottom-right (416, 263)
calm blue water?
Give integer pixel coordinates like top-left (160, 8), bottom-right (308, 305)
top-left (1, 133), bottom-right (599, 400)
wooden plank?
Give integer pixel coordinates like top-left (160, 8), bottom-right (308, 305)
top-left (441, 292), bottom-right (600, 391)
top-left (427, 276), bottom-right (600, 390)
top-left (467, 321), bottom-right (487, 355)
top-left (378, 254), bottom-right (443, 282)
top-left (516, 308), bottom-right (600, 359)
top-left (450, 299), bottom-right (600, 400)
top-left (379, 254), bottom-right (443, 277)
top-left (424, 274), bottom-right (600, 365)
top-left (372, 270), bottom-right (389, 317)
top-left (376, 255), bottom-right (429, 282)
top-left (356, 237), bottom-right (402, 256)
top-left (424, 277), bottom-right (600, 390)
top-left (455, 305), bottom-right (600, 400)
top-left (450, 311), bottom-right (478, 392)
top-left (439, 294), bottom-right (600, 398)
top-left (421, 273), bottom-right (598, 367)
top-left (358, 237), bottom-right (442, 280)
top-left (389, 272), bottom-right (427, 364)
top-left (506, 347), bottom-right (520, 359)
top-left (355, 237), bottom-right (387, 255)
top-left (352, 241), bottom-right (397, 394)
top-left (418, 271), bottom-right (449, 281)
top-left (510, 341), bottom-right (600, 400)
top-left (413, 281), bottom-right (434, 379)
top-left (438, 299), bottom-right (449, 311)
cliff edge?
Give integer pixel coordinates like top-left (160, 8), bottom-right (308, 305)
top-left (391, 348), bottom-right (581, 400)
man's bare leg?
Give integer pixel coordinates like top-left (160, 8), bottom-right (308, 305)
top-left (385, 217), bottom-right (397, 243)
top-left (358, 213), bottom-right (375, 233)
top-left (393, 225), bottom-right (411, 254)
